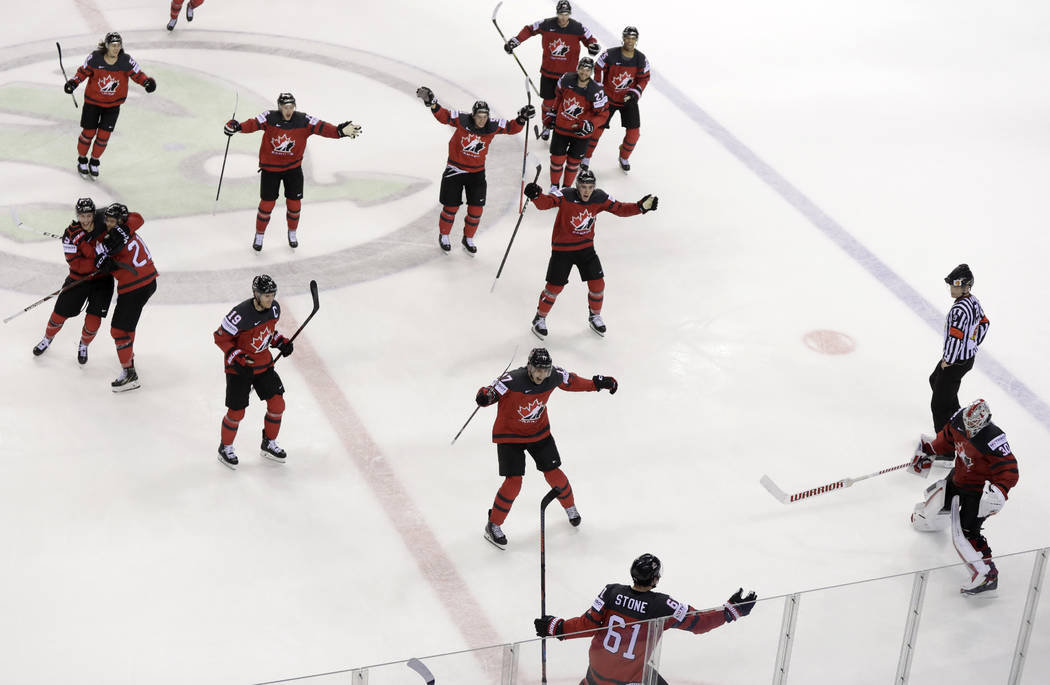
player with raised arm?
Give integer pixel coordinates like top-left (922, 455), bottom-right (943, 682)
top-left (31, 198), bottom-right (114, 365)
top-left (224, 93), bottom-right (362, 251)
top-left (63, 33), bottom-right (156, 178)
top-left (588, 26), bottom-right (651, 172)
top-left (475, 347), bottom-right (617, 548)
top-left (524, 170), bottom-right (657, 338)
top-left (166, 0), bottom-right (204, 31)
top-left (535, 554), bottom-right (758, 684)
top-left (504, 1), bottom-right (600, 141)
top-left (910, 398), bottom-right (1019, 594)
top-left (415, 86), bottom-right (533, 254)
top-left (213, 275), bottom-right (295, 469)
top-left (929, 264), bottom-right (989, 433)
top-left (544, 58), bottom-right (608, 190)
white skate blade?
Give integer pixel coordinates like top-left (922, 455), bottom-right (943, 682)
top-left (259, 449), bottom-right (286, 463)
top-left (217, 453), bottom-right (237, 470)
top-left (111, 380), bottom-right (141, 393)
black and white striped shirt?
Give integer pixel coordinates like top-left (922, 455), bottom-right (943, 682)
top-left (943, 295), bottom-right (989, 364)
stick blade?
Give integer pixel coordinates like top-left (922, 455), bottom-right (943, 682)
top-left (309, 279), bottom-right (319, 312)
top-left (540, 487), bottom-right (560, 509)
top-left (491, 1), bottom-right (503, 21)
top-left (759, 475), bottom-right (790, 504)
top-left (407, 657), bottom-right (436, 684)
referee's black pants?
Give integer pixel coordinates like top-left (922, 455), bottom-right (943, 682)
top-left (929, 356), bottom-right (975, 432)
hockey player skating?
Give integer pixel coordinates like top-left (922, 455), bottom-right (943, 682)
top-left (94, 203), bottom-right (158, 392)
top-left (31, 198), bottom-right (114, 365)
top-left (476, 347), bottom-right (617, 548)
top-left (504, 0), bottom-right (600, 141)
top-left (167, 0), bottom-right (204, 31)
top-left (223, 93), bottom-right (362, 251)
top-left (544, 57), bottom-right (608, 190)
top-left (587, 26), bottom-right (651, 172)
top-left (213, 275), bottom-right (295, 469)
top-left (910, 398), bottom-right (1019, 595)
top-left (535, 553), bottom-right (757, 684)
top-left (415, 86), bottom-right (533, 255)
top-left (524, 170), bottom-right (657, 338)
top-left (930, 263), bottom-right (989, 432)
top-left (63, 33), bottom-right (156, 179)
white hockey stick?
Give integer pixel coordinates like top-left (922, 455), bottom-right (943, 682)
top-left (9, 207), bottom-right (63, 239)
top-left (407, 658), bottom-right (435, 684)
top-left (760, 461), bottom-right (911, 504)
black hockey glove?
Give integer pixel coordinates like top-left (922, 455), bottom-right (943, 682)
top-left (143, 77), bottom-right (157, 93)
top-left (592, 375), bottom-right (618, 394)
top-left (534, 615), bottom-right (564, 638)
top-left (576, 120), bottom-right (594, 137)
top-left (587, 42), bottom-right (601, 56)
top-left (338, 121), bottom-right (362, 139)
top-left (723, 588), bottom-right (757, 622)
top-left (227, 349), bottom-right (254, 377)
top-left (504, 38), bottom-right (520, 53)
top-left (524, 183), bottom-right (543, 200)
top-left (224, 119), bottom-right (241, 136)
top-left (516, 104), bottom-right (536, 124)
top-left (638, 195), bottom-right (658, 213)
top-left (103, 226), bottom-right (130, 253)
top-left (272, 333), bottom-right (294, 358)
top-left (476, 387), bottom-right (498, 407)
top-left (63, 79), bottom-right (77, 94)
top-left (416, 86), bottom-right (436, 108)
top-left (94, 255), bottom-right (117, 274)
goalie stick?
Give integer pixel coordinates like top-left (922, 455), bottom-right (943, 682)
top-left (451, 344), bottom-right (519, 445)
top-left (273, 280), bottom-right (319, 363)
top-left (760, 461), bottom-right (911, 504)
top-left (406, 658), bottom-right (436, 684)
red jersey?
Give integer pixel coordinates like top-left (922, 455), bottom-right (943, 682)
top-left (595, 47), bottom-right (651, 106)
top-left (62, 211), bottom-right (106, 280)
top-left (549, 73), bottom-right (608, 138)
top-left (98, 213), bottom-right (158, 294)
top-left (213, 298), bottom-right (284, 376)
top-left (560, 583), bottom-right (727, 684)
top-left (515, 17), bottom-right (599, 80)
top-left (72, 50), bottom-right (151, 107)
top-left (487, 365), bottom-right (597, 443)
top-left (430, 105), bottom-right (524, 173)
top-left (238, 110), bottom-right (343, 172)
top-left (931, 410), bottom-right (1019, 497)
top-left (533, 187), bottom-right (642, 251)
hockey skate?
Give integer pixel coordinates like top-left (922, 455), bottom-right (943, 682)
top-left (618, 157), bottom-right (631, 172)
top-left (484, 510), bottom-right (507, 550)
top-left (588, 312), bottom-right (607, 337)
top-left (260, 430), bottom-right (287, 462)
top-left (531, 314), bottom-right (548, 340)
top-left (461, 236), bottom-right (477, 256)
top-left (88, 157), bottom-right (100, 178)
top-left (287, 229), bottom-right (298, 248)
top-left (186, 2), bottom-right (195, 20)
top-left (961, 563), bottom-right (998, 596)
top-left (438, 234), bottom-right (451, 253)
top-left (77, 342), bottom-right (89, 365)
top-left (166, 18), bottom-right (177, 31)
top-left (32, 337), bottom-right (51, 357)
top-left (77, 156), bottom-right (90, 177)
top-left (217, 443), bottom-right (238, 470)
top-left (111, 366), bottom-right (140, 392)
top-left (565, 505), bottom-right (582, 527)
top-left (252, 233), bottom-right (264, 252)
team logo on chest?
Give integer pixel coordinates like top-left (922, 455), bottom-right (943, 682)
top-left (461, 133), bottom-right (486, 156)
top-left (562, 95), bottom-right (584, 120)
top-left (271, 134), bottom-right (295, 154)
top-left (250, 326), bottom-right (273, 353)
top-left (518, 398), bottom-right (546, 423)
top-left (955, 444), bottom-right (974, 469)
top-left (611, 72), bottom-right (633, 90)
top-left (98, 74), bottom-right (119, 95)
top-left (549, 38), bottom-right (570, 58)
top-left (570, 209), bottom-right (595, 234)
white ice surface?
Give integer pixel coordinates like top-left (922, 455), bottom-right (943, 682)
top-left (1, 1), bottom-right (1049, 683)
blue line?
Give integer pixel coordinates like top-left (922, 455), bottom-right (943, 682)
top-left (576, 8), bottom-right (1050, 431)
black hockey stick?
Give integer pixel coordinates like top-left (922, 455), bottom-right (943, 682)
top-left (56, 42), bottom-right (78, 109)
top-left (213, 91), bottom-right (239, 213)
top-left (406, 658), bottom-right (436, 684)
top-left (451, 344), bottom-right (519, 445)
top-left (539, 486), bottom-right (561, 685)
top-left (273, 280), bottom-right (319, 363)
top-left (519, 77), bottom-right (532, 213)
top-left (492, 2), bottom-right (541, 98)
top-left (491, 162), bottom-right (543, 292)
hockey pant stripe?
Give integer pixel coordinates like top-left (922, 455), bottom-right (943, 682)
top-left (81, 314), bottom-right (102, 345)
top-left (91, 130), bottom-right (111, 158)
top-left (286, 198), bottom-right (301, 230)
top-left (256, 200), bottom-right (276, 233)
top-left (112, 328), bottom-right (135, 367)
top-left (544, 468), bottom-right (575, 507)
top-left (221, 408), bottom-right (245, 444)
top-left (550, 155), bottom-right (566, 187)
top-left (563, 159), bottom-right (581, 188)
top-left (584, 127), bottom-right (605, 161)
top-left (587, 278), bottom-right (604, 314)
top-left (491, 476), bottom-right (522, 524)
top-left (620, 128), bottom-right (640, 160)
top-left (439, 205), bottom-right (458, 235)
top-left (263, 394), bottom-right (285, 440)
top-left (78, 129), bottom-right (96, 156)
top-left (537, 284), bottom-right (564, 317)
top-left (463, 205), bottom-right (483, 238)
top-left (45, 314), bottom-right (67, 339)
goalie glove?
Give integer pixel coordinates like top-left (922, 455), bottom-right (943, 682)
top-left (339, 121), bottom-right (362, 139)
top-left (977, 482), bottom-right (1006, 518)
top-left (910, 434), bottom-right (937, 477)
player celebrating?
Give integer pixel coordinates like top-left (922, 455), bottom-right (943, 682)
top-left (910, 399), bottom-right (1019, 595)
top-left (224, 93), bottom-right (362, 251)
top-left (93, 203), bottom-right (158, 391)
top-left (535, 553), bottom-right (757, 684)
top-left (166, 0), bottom-right (204, 31)
top-left (524, 170), bottom-right (657, 338)
top-left (415, 86), bottom-right (533, 254)
top-left (64, 33), bottom-right (156, 179)
top-left (504, 0), bottom-right (600, 141)
top-left (213, 275), bottom-right (295, 469)
top-left (929, 264), bottom-right (989, 433)
top-left (588, 26), bottom-right (651, 172)
top-left (31, 198), bottom-right (114, 365)
top-left (475, 347), bottom-right (617, 549)
top-left (544, 57), bottom-right (608, 190)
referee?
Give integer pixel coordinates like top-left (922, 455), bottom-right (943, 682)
top-left (930, 264), bottom-right (989, 432)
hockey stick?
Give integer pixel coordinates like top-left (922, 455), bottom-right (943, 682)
top-left (273, 279), bottom-right (319, 362)
top-left (491, 162), bottom-right (543, 292)
top-left (451, 344), bottom-right (519, 445)
top-left (10, 207), bottom-right (63, 239)
top-left (519, 77), bottom-right (532, 213)
top-left (213, 91), bottom-right (239, 213)
top-left (539, 486), bottom-right (561, 685)
top-left (56, 42), bottom-right (78, 109)
top-left (492, 2), bottom-right (541, 98)
top-left (406, 658), bottom-right (436, 684)
top-left (760, 461), bottom-right (912, 504)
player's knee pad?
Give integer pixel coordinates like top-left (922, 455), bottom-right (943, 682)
top-left (226, 408), bottom-right (245, 422)
top-left (911, 478), bottom-right (949, 531)
top-left (587, 278), bottom-right (605, 295)
top-left (266, 394), bottom-right (285, 414)
top-left (286, 199), bottom-right (301, 211)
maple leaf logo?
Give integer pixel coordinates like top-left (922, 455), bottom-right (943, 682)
top-left (611, 72), bottom-right (633, 90)
top-left (955, 444), bottom-right (973, 469)
top-left (461, 133), bottom-right (486, 156)
top-left (517, 399), bottom-right (546, 423)
top-left (562, 96), bottom-right (584, 120)
top-left (569, 210), bottom-right (595, 235)
top-left (271, 134), bottom-right (295, 154)
top-left (98, 74), bottom-right (119, 94)
top-left (549, 38), bottom-right (570, 57)
top-left (250, 326), bottom-right (273, 353)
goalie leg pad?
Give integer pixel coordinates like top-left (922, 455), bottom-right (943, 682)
top-left (951, 495), bottom-right (993, 578)
top-left (911, 478), bottom-right (949, 531)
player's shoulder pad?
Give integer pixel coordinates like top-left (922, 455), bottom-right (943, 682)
top-left (566, 18), bottom-right (585, 34)
top-left (558, 72), bottom-right (576, 88)
top-left (975, 424), bottom-right (1011, 456)
top-left (271, 300), bottom-right (282, 319)
top-left (220, 299), bottom-right (256, 335)
top-left (589, 189), bottom-right (610, 204)
top-left (593, 583), bottom-right (617, 611)
top-left (259, 110), bottom-right (274, 124)
top-left (123, 54), bottom-right (138, 70)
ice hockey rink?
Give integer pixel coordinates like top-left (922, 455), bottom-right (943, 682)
top-left (1, 0), bottom-right (1048, 682)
